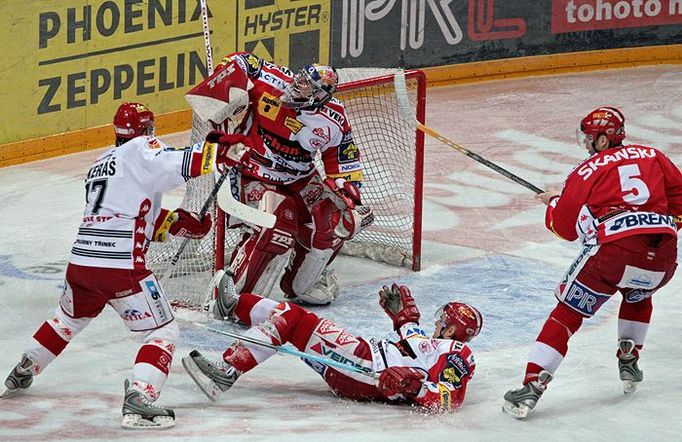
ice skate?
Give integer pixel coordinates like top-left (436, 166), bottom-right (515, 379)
top-left (502, 370), bottom-right (553, 419)
top-left (3, 354), bottom-right (34, 398)
top-left (182, 350), bottom-right (242, 402)
top-left (209, 270), bottom-right (238, 320)
top-left (121, 379), bottom-right (175, 429)
top-left (618, 339), bottom-right (643, 395)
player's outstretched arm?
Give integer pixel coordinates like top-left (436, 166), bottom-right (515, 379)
top-left (378, 283), bottom-right (420, 331)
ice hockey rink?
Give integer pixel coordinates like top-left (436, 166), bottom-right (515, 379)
top-left (1, 65), bottom-right (682, 441)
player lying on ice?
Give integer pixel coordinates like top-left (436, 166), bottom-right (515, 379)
top-left (199, 52), bottom-right (374, 307)
top-left (183, 275), bottom-right (483, 412)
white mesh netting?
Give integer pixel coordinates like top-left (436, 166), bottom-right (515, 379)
top-left (147, 68), bottom-right (424, 307)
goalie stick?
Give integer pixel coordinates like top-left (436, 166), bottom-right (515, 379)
top-left (201, 325), bottom-right (378, 380)
top-left (393, 70), bottom-right (545, 195)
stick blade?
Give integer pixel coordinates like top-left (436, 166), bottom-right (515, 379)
top-left (217, 178), bottom-right (276, 228)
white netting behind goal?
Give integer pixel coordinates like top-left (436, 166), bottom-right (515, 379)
top-left (147, 69), bottom-right (425, 308)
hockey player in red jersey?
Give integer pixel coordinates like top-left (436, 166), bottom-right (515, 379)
top-left (182, 278), bottom-right (482, 412)
top-left (191, 52), bottom-right (374, 307)
top-left (2, 97), bottom-right (251, 428)
top-left (503, 107), bottom-right (682, 419)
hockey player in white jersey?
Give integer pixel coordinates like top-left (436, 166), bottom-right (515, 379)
top-left (3, 92), bottom-right (252, 428)
top-left (189, 52), bottom-right (374, 307)
top-left (183, 280), bottom-right (482, 412)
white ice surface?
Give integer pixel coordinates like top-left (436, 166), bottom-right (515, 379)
top-left (1, 65), bottom-right (682, 441)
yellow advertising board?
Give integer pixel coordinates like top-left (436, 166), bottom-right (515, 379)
top-left (0, 0), bottom-right (330, 162)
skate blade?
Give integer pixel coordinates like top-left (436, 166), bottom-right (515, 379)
top-left (623, 380), bottom-right (638, 395)
top-left (502, 400), bottom-right (530, 419)
top-left (1, 388), bottom-right (24, 399)
top-left (121, 413), bottom-right (175, 429)
top-left (181, 356), bottom-right (222, 402)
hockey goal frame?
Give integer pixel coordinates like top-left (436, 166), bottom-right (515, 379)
top-left (214, 69), bottom-right (426, 273)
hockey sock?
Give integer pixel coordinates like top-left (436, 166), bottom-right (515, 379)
top-left (617, 297), bottom-right (652, 356)
top-left (26, 309), bottom-right (91, 375)
top-left (524, 303), bottom-right (583, 384)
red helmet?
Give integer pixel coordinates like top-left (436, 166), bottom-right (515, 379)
top-left (113, 102), bottom-right (155, 144)
top-left (579, 107), bottom-right (625, 147)
top-left (436, 302), bottom-right (483, 342)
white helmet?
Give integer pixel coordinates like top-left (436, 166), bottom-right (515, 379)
top-left (281, 64), bottom-right (338, 110)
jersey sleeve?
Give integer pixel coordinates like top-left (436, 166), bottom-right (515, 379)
top-left (217, 52), bottom-right (263, 78)
top-left (416, 345), bottom-right (476, 412)
top-left (544, 171), bottom-right (590, 241)
top-left (320, 127), bottom-right (364, 184)
top-left (659, 152), bottom-right (682, 228)
top-left (136, 137), bottom-right (219, 194)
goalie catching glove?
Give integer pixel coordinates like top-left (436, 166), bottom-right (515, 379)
top-left (377, 366), bottom-right (425, 398)
top-left (379, 283), bottom-right (420, 330)
top-left (323, 177), bottom-right (374, 239)
top-left (153, 208), bottom-right (212, 241)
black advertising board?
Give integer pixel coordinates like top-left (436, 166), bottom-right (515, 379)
top-left (329, 0), bottom-right (682, 69)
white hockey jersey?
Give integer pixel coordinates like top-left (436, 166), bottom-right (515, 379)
top-left (69, 136), bottom-right (218, 269)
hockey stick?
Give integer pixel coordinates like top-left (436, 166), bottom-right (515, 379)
top-left (217, 179), bottom-right (276, 228)
top-left (203, 326), bottom-right (378, 380)
top-left (393, 71), bottom-right (544, 194)
top-left (168, 173), bottom-right (228, 267)
top-left (199, 0), bottom-right (214, 75)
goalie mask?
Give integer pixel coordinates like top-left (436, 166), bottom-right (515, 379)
top-left (281, 64), bottom-right (338, 110)
top-left (576, 107), bottom-right (625, 149)
top-left (434, 302), bottom-right (483, 343)
top-left (114, 102), bottom-right (155, 146)
top-left (185, 60), bottom-right (253, 133)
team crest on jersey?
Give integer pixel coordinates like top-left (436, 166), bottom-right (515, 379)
top-left (338, 141), bottom-right (359, 163)
top-left (441, 354), bottom-right (469, 387)
top-left (284, 116), bottom-right (304, 134)
top-left (242, 53), bottom-right (262, 75)
top-left (258, 92), bottom-right (281, 121)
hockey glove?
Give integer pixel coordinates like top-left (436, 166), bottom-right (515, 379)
top-left (168, 208), bottom-right (212, 239)
top-left (323, 178), bottom-right (374, 239)
top-left (206, 130), bottom-right (254, 170)
top-left (377, 366), bottom-right (425, 398)
top-left (323, 177), bottom-right (361, 210)
top-left (378, 283), bottom-right (420, 330)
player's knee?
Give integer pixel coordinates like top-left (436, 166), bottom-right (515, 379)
top-left (138, 320), bottom-right (179, 347)
top-left (551, 303), bottom-right (584, 333)
top-left (54, 306), bottom-right (91, 336)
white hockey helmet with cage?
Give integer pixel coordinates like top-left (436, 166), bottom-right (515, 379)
top-left (281, 64), bottom-right (338, 110)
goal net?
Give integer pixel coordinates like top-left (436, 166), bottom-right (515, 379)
top-left (147, 69), bottom-right (426, 308)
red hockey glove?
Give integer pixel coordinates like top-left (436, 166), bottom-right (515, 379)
top-left (168, 208), bottom-right (212, 239)
top-left (206, 130), bottom-right (253, 169)
top-left (378, 283), bottom-right (420, 330)
top-left (323, 178), bottom-right (373, 239)
top-left (323, 177), bottom-right (362, 209)
top-left (377, 366), bottom-right (425, 398)
top-left (334, 205), bottom-right (374, 240)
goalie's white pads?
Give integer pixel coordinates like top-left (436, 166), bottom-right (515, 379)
top-left (335, 205), bottom-right (374, 240)
top-left (292, 269), bottom-right (339, 305)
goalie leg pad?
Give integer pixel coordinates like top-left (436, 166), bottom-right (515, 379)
top-left (229, 189), bottom-right (299, 296)
top-left (281, 245), bottom-right (337, 305)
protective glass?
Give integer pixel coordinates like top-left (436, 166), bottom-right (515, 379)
top-left (575, 127), bottom-right (593, 147)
